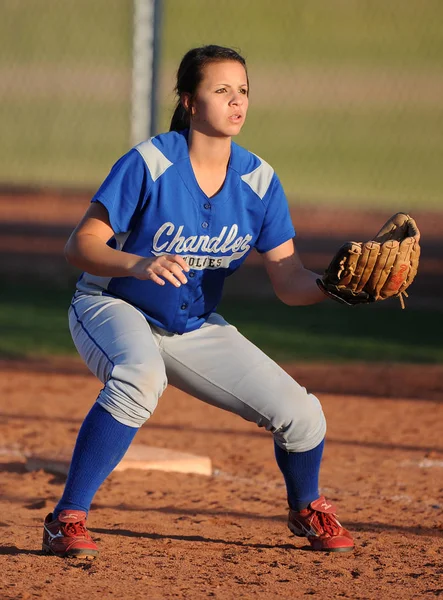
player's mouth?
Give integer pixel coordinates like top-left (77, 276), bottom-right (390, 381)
top-left (228, 113), bottom-right (243, 123)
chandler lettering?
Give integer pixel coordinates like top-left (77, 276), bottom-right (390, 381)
top-left (153, 222), bottom-right (252, 256)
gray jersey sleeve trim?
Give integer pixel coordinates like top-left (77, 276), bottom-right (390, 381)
top-left (114, 231), bottom-right (132, 251)
top-left (76, 273), bottom-right (113, 294)
top-left (240, 156), bottom-right (275, 200)
top-left (135, 138), bottom-right (173, 182)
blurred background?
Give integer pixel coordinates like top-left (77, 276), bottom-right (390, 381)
top-left (0, 0), bottom-right (442, 365)
top-left (1, 0), bottom-right (443, 205)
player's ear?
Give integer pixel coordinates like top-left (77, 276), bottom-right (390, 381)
top-left (181, 93), bottom-right (195, 116)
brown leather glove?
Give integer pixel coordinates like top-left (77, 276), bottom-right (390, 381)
top-left (317, 213), bottom-right (421, 308)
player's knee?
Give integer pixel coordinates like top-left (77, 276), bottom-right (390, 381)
top-left (272, 391), bottom-right (326, 453)
top-left (97, 360), bottom-right (167, 427)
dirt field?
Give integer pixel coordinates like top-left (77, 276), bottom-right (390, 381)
top-left (0, 358), bottom-right (442, 600)
top-left (0, 192), bottom-right (442, 598)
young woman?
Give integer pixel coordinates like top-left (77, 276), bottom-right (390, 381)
top-left (42, 45), bottom-right (354, 559)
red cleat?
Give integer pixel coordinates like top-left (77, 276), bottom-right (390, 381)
top-left (288, 496), bottom-right (354, 552)
top-left (42, 510), bottom-right (99, 559)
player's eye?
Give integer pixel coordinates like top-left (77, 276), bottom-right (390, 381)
top-left (215, 88), bottom-right (227, 93)
top-left (239, 88), bottom-right (248, 95)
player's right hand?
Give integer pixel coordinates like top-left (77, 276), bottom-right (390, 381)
top-left (131, 254), bottom-right (190, 287)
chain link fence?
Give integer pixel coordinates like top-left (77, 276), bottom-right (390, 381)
top-left (0, 0), bottom-right (132, 190)
top-left (1, 0), bottom-right (442, 210)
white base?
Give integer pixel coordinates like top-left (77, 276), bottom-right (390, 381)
top-left (26, 444), bottom-right (212, 477)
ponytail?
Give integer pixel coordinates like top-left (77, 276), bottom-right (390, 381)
top-left (169, 102), bottom-right (190, 132)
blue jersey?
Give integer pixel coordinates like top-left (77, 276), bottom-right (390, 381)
top-left (77, 130), bottom-right (295, 334)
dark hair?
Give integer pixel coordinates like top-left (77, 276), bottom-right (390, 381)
top-left (169, 45), bottom-right (248, 132)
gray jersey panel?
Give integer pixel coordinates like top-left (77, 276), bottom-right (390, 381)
top-left (241, 156), bottom-right (274, 200)
top-left (135, 138), bottom-right (173, 182)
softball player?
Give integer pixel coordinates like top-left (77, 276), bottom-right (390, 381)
top-left (42, 45), bottom-right (354, 559)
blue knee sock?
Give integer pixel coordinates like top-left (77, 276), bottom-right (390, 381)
top-left (54, 403), bottom-right (138, 517)
top-left (274, 438), bottom-right (325, 511)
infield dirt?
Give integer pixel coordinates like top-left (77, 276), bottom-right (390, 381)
top-left (0, 358), bottom-right (442, 600)
top-left (0, 192), bottom-right (442, 598)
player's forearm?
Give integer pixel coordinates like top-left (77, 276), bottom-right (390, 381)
top-left (64, 233), bottom-right (140, 277)
top-left (275, 268), bottom-right (326, 306)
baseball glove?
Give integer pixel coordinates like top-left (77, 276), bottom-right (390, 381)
top-left (317, 212), bottom-right (421, 308)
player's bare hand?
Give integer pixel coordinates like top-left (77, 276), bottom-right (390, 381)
top-left (132, 255), bottom-right (190, 287)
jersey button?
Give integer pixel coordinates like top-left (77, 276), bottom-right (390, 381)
top-left (188, 271), bottom-right (195, 278)
top-left (181, 303), bottom-right (188, 310)
top-left (201, 222), bottom-right (209, 228)
top-left (204, 203), bottom-right (211, 210)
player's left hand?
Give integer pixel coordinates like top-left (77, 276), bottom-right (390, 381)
top-left (317, 213), bottom-right (421, 309)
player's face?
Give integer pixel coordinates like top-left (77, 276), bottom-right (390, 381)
top-left (188, 60), bottom-right (249, 137)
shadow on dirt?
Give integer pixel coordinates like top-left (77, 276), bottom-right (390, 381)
top-left (0, 545), bottom-right (42, 556)
top-left (90, 517), bottom-right (441, 540)
top-left (1, 413), bottom-right (443, 453)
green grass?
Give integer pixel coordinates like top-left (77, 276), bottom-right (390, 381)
top-left (1, 0), bottom-right (442, 209)
top-left (3, 98), bottom-right (442, 205)
top-left (0, 0), bottom-right (131, 66)
top-left (163, 0), bottom-right (443, 68)
top-left (229, 108), bottom-right (443, 209)
top-left (1, 283), bottom-right (442, 364)
top-left (0, 99), bottom-right (130, 187)
top-left (3, 0), bottom-right (442, 68)
top-left (0, 285), bottom-right (76, 358)
top-left (158, 105), bottom-right (443, 209)
top-left (219, 298), bottom-right (443, 364)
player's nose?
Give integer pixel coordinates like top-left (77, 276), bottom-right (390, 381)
top-left (229, 92), bottom-right (244, 106)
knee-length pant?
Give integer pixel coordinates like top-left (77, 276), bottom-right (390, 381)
top-left (68, 292), bottom-right (326, 452)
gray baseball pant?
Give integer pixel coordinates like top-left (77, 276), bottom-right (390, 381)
top-left (68, 292), bottom-right (326, 452)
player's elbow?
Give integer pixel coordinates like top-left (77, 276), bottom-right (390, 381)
top-left (64, 233), bottom-right (86, 269)
top-left (275, 290), bottom-right (309, 306)
top-left (272, 283), bottom-right (301, 306)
